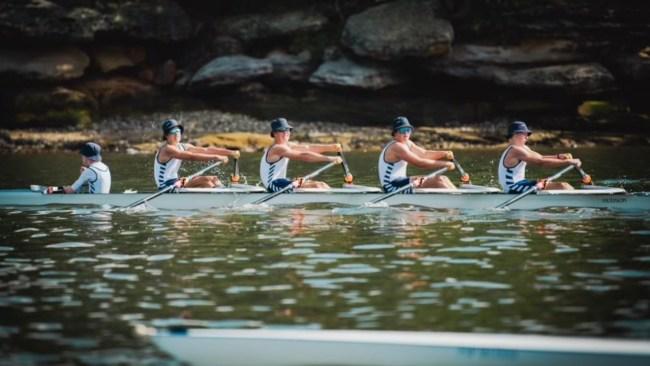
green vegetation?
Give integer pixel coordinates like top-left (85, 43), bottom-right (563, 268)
top-left (577, 100), bottom-right (629, 122)
top-left (16, 108), bottom-right (93, 128)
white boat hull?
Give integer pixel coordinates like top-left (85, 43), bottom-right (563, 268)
top-left (0, 186), bottom-right (647, 211)
top-left (135, 327), bottom-right (650, 366)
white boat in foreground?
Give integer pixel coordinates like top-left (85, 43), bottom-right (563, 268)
top-left (0, 184), bottom-right (647, 211)
top-left (135, 326), bottom-right (650, 366)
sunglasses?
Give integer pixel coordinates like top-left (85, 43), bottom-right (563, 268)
top-left (396, 127), bottom-right (413, 134)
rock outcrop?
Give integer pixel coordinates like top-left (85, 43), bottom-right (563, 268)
top-left (91, 46), bottom-right (146, 73)
top-left (216, 10), bottom-right (328, 42)
top-left (309, 57), bottom-right (405, 90)
top-left (0, 0), bottom-right (192, 42)
top-left (0, 47), bottom-right (89, 81)
top-left (0, 0), bottom-right (648, 128)
top-left (266, 50), bottom-right (313, 82)
top-left (341, 0), bottom-right (453, 60)
top-left (189, 55), bottom-right (273, 89)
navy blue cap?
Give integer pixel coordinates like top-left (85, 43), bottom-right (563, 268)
top-left (162, 119), bottom-right (184, 139)
top-left (507, 121), bottom-right (532, 138)
top-left (392, 116), bottom-right (415, 132)
top-left (270, 118), bottom-right (293, 135)
top-left (80, 142), bottom-right (102, 160)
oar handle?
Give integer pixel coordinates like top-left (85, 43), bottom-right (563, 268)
top-left (231, 158), bottom-right (240, 183)
top-left (368, 167), bottom-right (449, 204)
top-left (576, 167), bottom-right (592, 185)
top-left (560, 153), bottom-right (591, 185)
top-left (338, 152), bottom-right (354, 184)
top-left (453, 158), bottom-right (471, 184)
top-left (495, 165), bottom-right (575, 209)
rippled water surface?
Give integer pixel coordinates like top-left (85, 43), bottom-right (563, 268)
top-left (1, 148), bottom-right (650, 365)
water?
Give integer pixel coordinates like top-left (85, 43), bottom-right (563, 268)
top-left (1, 148), bottom-right (650, 365)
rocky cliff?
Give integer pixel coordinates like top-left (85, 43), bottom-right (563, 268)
top-left (0, 0), bottom-right (648, 130)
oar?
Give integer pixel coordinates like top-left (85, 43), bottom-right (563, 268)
top-left (576, 167), bottom-right (593, 185)
top-left (453, 158), bottom-right (471, 184)
top-left (338, 152), bottom-right (354, 184)
top-left (125, 161), bottom-right (223, 209)
top-left (252, 160), bottom-right (340, 205)
top-left (231, 158), bottom-right (240, 184)
top-left (560, 153), bottom-right (592, 185)
top-left (366, 167), bottom-right (449, 205)
top-left (495, 165), bottom-right (575, 209)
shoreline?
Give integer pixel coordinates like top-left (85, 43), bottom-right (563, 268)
top-left (1, 109), bottom-right (648, 153)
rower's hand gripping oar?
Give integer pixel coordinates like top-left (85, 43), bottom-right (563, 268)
top-left (230, 151), bottom-right (241, 184)
top-left (125, 160), bottom-right (224, 209)
top-left (252, 160), bottom-right (341, 205)
top-left (560, 153), bottom-right (592, 185)
top-left (443, 151), bottom-right (469, 184)
top-left (231, 158), bottom-right (240, 184)
top-left (495, 165), bottom-right (575, 209)
top-left (366, 167), bottom-right (450, 205)
top-left (452, 158), bottom-right (471, 185)
top-left (576, 167), bottom-right (592, 185)
top-left (338, 150), bottom-right (354, 184)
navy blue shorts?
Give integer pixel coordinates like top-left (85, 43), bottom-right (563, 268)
top-left (158, 178), bottom-right (179, 190)
top-left (507, 179), bottom-right (537, 194)
top-left (267, 178), bottom-right (293, 193)
top-left (382, 177), bottom-right (412, 194)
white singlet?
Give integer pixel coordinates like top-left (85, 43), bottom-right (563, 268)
top-left (378, 141), bottom-right (409, 186)
top-left (71, 161), bottom-right (111, 193)
top-left (378, 141), bottom-right (410, 186)
top-left (498, 145), bottom-right (527, 191)
top-left (260, 145), bottom-right (289, 188)
top-left (154, 143), bottom-right (186, 188)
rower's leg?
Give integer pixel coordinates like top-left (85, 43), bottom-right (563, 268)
top-left (420, 175), bottom-right (457, 189)
top-left (544, 181), bottom-right (574, 190)
top-left (185, 176), bottom-right (222, 188)
top-left (300, 180), bottom-right (330, 189)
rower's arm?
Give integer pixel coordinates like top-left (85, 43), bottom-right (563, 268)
top-left (516, 147), bottom-right (579, 168)
top-left (165, 146), bottom-right (228, 162)
top-left (277, 145), bottom-right (338, 163)
top-left (394, 144), bottom-right (454, 170)
top-left (192, 146), bottom-right (240, 158)
top-left (65, 168), bottom-right (95, 194)
top-left (408, 143), bottom-right (453, 160)
top-left (425, 150), bottom-right (453, 160)
top-left (542, 153), bottom-right (572, 159)
top-left (291, 143), bottom-right (341, 154)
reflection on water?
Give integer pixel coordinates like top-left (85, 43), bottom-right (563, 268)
top-left (1, 204), bottom-right (650, 364)
top-left (1, 148), bottom-right (650, 364)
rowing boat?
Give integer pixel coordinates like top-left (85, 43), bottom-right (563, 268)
top-left (134, 326), bottom-right (650, 366)
top-left (0, 184), bottom-right (647, 210)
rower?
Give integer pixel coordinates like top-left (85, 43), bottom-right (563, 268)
top-left (378, 116), bottom-right (456, 193)
top-left (498, 121), bottom-right (582, 193)
top-left (260, 117), bottom-right (342, 192)
top-left (154, 119), bottom-right (239, 190)
top-left (48, 142), bottom-right (111, 194)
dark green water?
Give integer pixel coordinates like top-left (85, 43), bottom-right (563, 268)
top-left (1, 148), bottom-right (649, 365)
